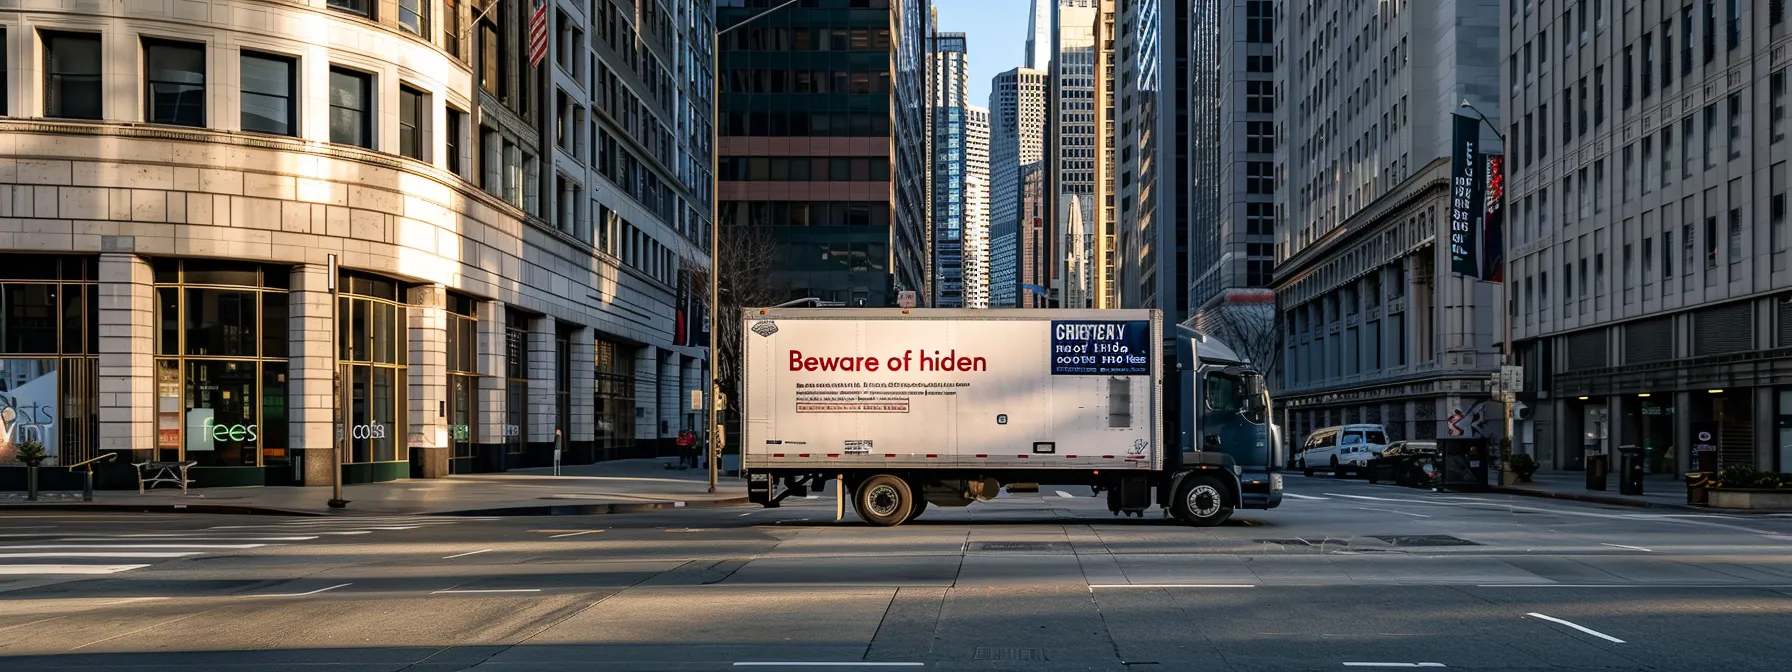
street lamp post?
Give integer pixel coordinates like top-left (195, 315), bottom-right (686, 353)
top-left (710, 0), bottom-right (799, 493)
top-left (1460, 100), bottom-right (1515, 480)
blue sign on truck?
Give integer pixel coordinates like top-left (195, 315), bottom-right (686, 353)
top-left (1050, 320), bottom-right (1151, 375)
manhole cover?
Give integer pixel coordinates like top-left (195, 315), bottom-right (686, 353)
top-left (974, 541), bottom-right (1062, 552)
top-left (975, 647), bottom-right (1046, 661)
top-left (1371, 535), bottom-right (1478, 547)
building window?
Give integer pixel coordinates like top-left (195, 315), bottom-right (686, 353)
top-left (443, 0), bottom-right (463, 60)
top-left (445, 294), bottom-right (479, 472)
top-left (1245, 0), bottom-right (1274, 43)
top-left (0, 257), bottom-right (99, 468)
top-left (1622, 46), bottom-right (1634, 109)
top-left (1642, 33), bottom-right (1654, 99)
top-left (327, 0), bottom-right (371, 18)
top-left (1663, 125), bottom-right (1676, 188)
top-left (338, 273), bottom-right (406, 468)
top-left (1775, 70), bottom-right (1788, 144)
top-left (1704, 104), bottom-right (1718, 169)
top-left (143, 39), bottom-right (206, 127)
top-left (1664, 228), bottom-right (1675, 279)
top-left (446, 107), bottom-right (466, 176)
top-left (399, 85), bottom-right (427, 161)
top-left (594, 338), bottom-right (635, 461)
top-left (1663, 20), bottom-right (1675, 89)
top-left (328, 67), bottom-right (373, 149)
top-left (504, 310), bottom-right (529, 456)
top-left (1729, 208), bottom-right (1743, 264)
top-left (399, 0), bottom-right (429, 36)
top-left (1706, 215), bottom-right (1720, 269)
top-left (1773, 163), bottom-right (1788, 253)
top-left (1729, 0), bottom-right (1741, 50)
top-left (1246, 162), bottom-right (1274, 194)
top-left (479, 4), bottom-right (502, 95)
top-left (240, 52), bottom-right (296, 136)
top-left (43, 31), bottom-right (102, 120)
top-left (151, 261), bottom-right (289, 470)
top-left (1, 27), bottom-right (8, 116)
top-left (1729, 94), bottom-right (1744, 160)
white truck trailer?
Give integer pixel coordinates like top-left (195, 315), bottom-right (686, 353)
top-left (741, 308), bottom-right (1283, 526)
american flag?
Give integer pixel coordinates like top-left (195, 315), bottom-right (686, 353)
top-left (528, 0), bottom-right (549, 67)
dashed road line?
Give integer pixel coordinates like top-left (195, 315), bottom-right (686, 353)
top-left (443, 549), bottom-right (494, 559)
top-left (1600, 543), bottom-right (1653, 552)
top-left (1526, 612), bottom-right (1626, 643)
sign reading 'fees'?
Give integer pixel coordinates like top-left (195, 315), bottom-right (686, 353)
top-left (1050, 320), bottom-right (1151, 375)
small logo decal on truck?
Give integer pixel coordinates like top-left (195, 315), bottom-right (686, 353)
top-left (1130, 439), bottom-right (1149, 455)
top-left (844, 439), bottom-right (873, 455)
top-left (751, 321), bottom-right (779, 337)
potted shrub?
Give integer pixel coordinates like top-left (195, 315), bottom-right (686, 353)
top-left (1705, 465), bottom-right (1792, 510)
top-left (15, 441), bottom-right (46, 501)
top-left (1507, 453), bottom-right (1539, 483)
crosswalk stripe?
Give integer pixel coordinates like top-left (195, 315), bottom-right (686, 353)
top-left (0, 552), bottom-right (204, 559)
top-left (0, 544), bottom-right (266, 550)
top-left (0, 564), bottom-right (150, 575)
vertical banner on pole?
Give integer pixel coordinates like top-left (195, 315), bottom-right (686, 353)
top-left (1483, 154), bottom-right (1505, 283)
top-left (1450, 114), bottom-right (1484, 278)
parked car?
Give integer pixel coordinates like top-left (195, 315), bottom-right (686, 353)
top-left (1295, 424), bottom-right (1390, 477)
top-left (1367, 440), bottom-right (1441, 487)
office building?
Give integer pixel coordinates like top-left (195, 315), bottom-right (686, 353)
top-left (931, 32), bottom-right (969, 307)
top-left (965, 105), bottom-right (992, 309)
top-left (988, 68), bottom-right (1049, 308)
top-left (1115, 0), bottom-right (1188, 328)
top-left (1047, 0), bottom-right (1114, 308)
top-left (0, 0), bottom-right (713, 487)
top-left (1506, 0), bottom-right (1792, 474)
top-left (1271, 0), bottom-right (1505, 447)
top-left (717, 0), bottom-right (930, 307)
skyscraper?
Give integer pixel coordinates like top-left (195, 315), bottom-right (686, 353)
top-left (1115, 0), bottom-right (1185, 327)
top-left (965, 105), bottom-right (992, 309)
top-left (1026, 0), bottom-right (1054, 70)
top-left (717, 0), bottom-right (930, 307)
top-left (1049, 0), bottom-right (1109, 308)
top-left (987, 67), bottom-right (1049, 308)
top-left (931, 33), bottom-right (970, 308)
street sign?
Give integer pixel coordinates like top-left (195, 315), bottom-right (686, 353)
top-left (1502, 365), bottom-right (1524, 391)
top-left (691, 389), bottom-right (704, 410)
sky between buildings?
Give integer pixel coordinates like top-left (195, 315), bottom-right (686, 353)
top-left (935, 0), bottom-right (1032, 108)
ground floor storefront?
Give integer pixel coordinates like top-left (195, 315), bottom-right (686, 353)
top-left (1277, 373), bottom-right (1506, 451)
top-left (1524, 386), bottom-right (1790, 474)
top-left (0, 254), bottom-right (705, 490)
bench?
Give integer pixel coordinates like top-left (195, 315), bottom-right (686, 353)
top-left (133, 461), bottom-right (197, 494)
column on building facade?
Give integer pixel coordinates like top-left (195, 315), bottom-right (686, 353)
top-left (1606, 395), bottom-right (1627, 455)
top-left (633, 345), bottom-right (659, 457)
top-left (570, 328), bottom-right (596, 458)
top-left (97, 252), bottom-right (154, 460)
top-left (527, 316), bottom-right (557, 450)
top-left (659, 351), bottom-right (679, 448)
top-left (1673, 391), bottom-right (1693, 474)
top-left (287, 264), bottom-right (336, 486)
top-left (407, 284), bottom-right (449, 478)
top-left (1754, 388), bottom-right (1775, 471)
top-left (477, 300), bottom-right (507, 452)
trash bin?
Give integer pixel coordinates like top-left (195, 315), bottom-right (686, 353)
top-left (1617, 444), bottom-right (1645, 495)
top-left (1585, 452), bottom-right (1610, 491)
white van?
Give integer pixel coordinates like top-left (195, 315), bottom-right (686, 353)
top-left (1295, 424), bottom-right (1390, 477)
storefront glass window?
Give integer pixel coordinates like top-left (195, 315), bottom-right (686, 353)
top-left (0, 256), bottom-right (98, 468)
top-left (594, 338), bottom-right (635, 461)
top-left (446, 295), bottom-right (479, 471)
top-left (151, 260), bottom-right (289, 469)
top-left (339, 271), bottom-right (407, 465)
top-left (505, 310), bottom-right (529, 455)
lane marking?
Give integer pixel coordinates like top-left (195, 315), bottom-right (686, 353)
top-left (254, 583), bottom-right (352, 598)
top-left (1284, 493), bottom-right (1330, 500)
top-left (0, 551), bottom-right (201, 559)
top-left (66, 535), bottom-right (321, 541)
top-left (1055, 490), bottom-right (1076, 499)
top-left (0, 544), bottom-right (266, 550)
top-left (1600, 543), bottom-right (1653, 552)
top-left (734, 664), bottom-right (923, 668)
top-left (548, 530), bottom-right (603, 539)
top-left (443, 549), bottom-right (494, 559)
top-left (0, 564), bottom-right (149, 575)
top-left (431, 588), bottom-right (543, 594)
top-left (1526, 612), bottom-right (1626, 643)
top-left (1342, 664), bottom-right (1446, 669)
top-left (1089, 584), bottom-right (1255, 590)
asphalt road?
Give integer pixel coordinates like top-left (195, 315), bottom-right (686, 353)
top-left (2, 475), bottom-right (1791, 671)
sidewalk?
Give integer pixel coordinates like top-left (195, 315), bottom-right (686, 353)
top-left (1493, 470), bottom-right (1696, 509)
top-left (0, 457), bottom-right (752, 516)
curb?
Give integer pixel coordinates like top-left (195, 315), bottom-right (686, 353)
top-left (0, 503), bottom-right (326, 516)
top-left (1490, 486), bottom-right (1700, 511)
top-left (429, 496), bottom-right (754, 517)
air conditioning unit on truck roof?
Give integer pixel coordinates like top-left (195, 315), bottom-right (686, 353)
top-left (740, 308), bottom-right (1283, 526)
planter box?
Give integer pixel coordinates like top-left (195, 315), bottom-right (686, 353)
top-left (1708, 489), bottom-right (1792, 510)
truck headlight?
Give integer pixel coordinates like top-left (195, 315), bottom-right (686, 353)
top-left (1270, 473), bottom-right (1283, 490)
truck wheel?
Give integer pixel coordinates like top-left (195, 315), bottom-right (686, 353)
top-left (854, 474), bottom-right (914, 527)
top-left (1172, 475), bottom-right (1233, 527)
top-left (903, 497), bottom-right (929, 523)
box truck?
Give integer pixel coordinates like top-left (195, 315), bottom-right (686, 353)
top-left (741, 308), bottom-right (1283, 526)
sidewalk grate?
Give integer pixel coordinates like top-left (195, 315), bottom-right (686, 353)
top-left (974, 647), bottom-right (1046, 661)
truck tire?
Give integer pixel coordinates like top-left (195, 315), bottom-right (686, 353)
top-left (1171, 475), bottom-right (1233, 527)
top-left (854, 474), bottom-right (914, 527)
top-left (903, 497), bottom-right (929, 523)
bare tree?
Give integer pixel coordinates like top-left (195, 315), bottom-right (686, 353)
top-left (1194, 289), bottom-right (1281, 384)
top-left (683, 224), bottom-right (781, 437)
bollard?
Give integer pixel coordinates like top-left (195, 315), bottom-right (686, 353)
top-left (83, 468), bottom-right (95, 502)
top-left (25, 466), bottom-right (38, 501)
